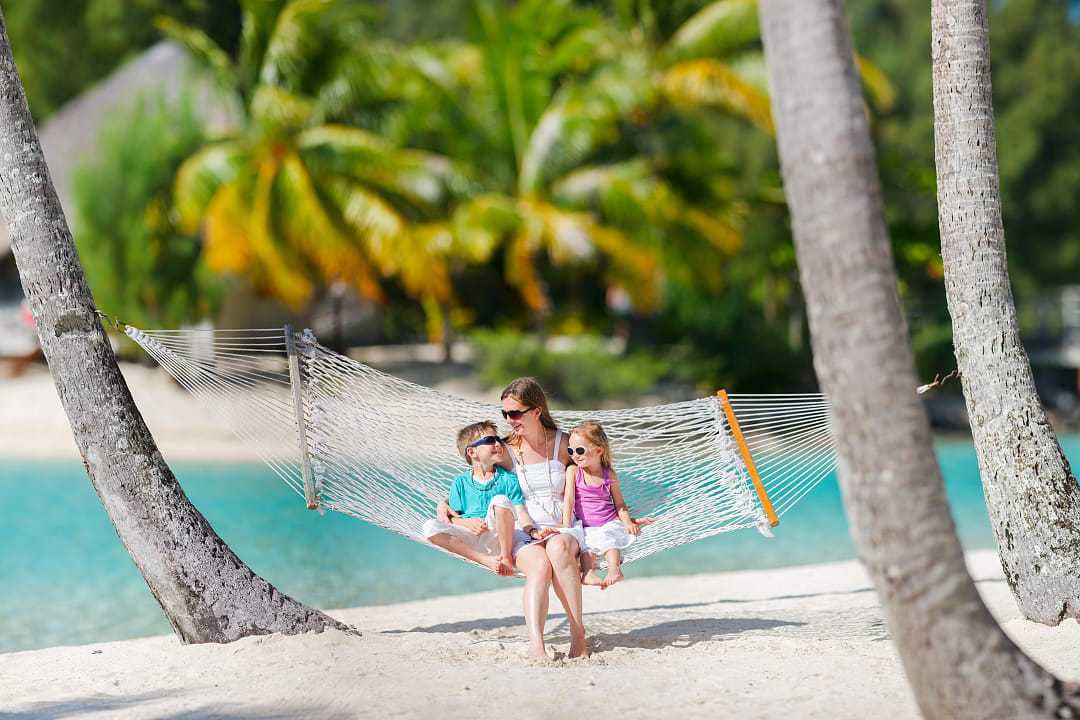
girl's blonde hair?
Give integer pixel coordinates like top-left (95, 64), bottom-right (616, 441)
top-left (570, 421), bottom-right (613, 469)
top-left (500, 377), bottom-right (558, 446)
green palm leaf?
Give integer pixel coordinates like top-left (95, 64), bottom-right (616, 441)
top-left (666, 0), bottom-right (761, 62)
top-left (174, 141), bottom-right (246, 233)
top-left (154, 17), bottom-right (237, 94)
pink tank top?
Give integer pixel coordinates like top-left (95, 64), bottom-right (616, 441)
top-left (574, 466), bottom-right (618, 528)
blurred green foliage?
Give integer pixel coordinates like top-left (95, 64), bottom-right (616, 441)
top-left (5, 0), bottom-right (240, 121)
top-left (471, 328), bottom-right (677, 403)
top-left (17, 0), bottom-right (1080, 394)
top-left (73, 91), bottom-right (222, 329)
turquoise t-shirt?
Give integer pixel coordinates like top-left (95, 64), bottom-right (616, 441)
top-left (449, 466), bottom-right (524, 518)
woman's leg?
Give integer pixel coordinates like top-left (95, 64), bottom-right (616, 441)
top-left (515, 544), bottom-right (552, 659)
top-left (544, 534), bottom-right (587, 658)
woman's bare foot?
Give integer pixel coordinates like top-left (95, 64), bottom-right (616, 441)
top-left (568, 630), bottom-right (589, 659)
top-left (528, 641), bottom-right (550, 660)
top-left (582, 569), bottom-right (604, 586)
top-left (601, 568), bottom-right (624, 589)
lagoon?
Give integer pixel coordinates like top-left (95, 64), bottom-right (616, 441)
top-left (1, 436), bottom-right (1060, 654)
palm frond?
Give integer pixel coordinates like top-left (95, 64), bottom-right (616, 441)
top-left (519, 52), bottom-right (653, 194)
top-left (855, 53), bottom-right (897, 112)
top-left (155, 17), bottom-right (237, 94)
top-left (276, 152), bottom-right (386, 302)
top-left (666, 0), bottom-right (761, 62)
top-left (174, 141), bottom-right (246, 233)
top-left (250, 84), bottom-right (314, 133)
top-left (250, 157), bottom-right (314, 307)
top-left (661, 58), bottom-right (774, 132)
top-left (449, 194), bottom-right (521, 263)
top-left (203, 181), bottom-right (254, 274)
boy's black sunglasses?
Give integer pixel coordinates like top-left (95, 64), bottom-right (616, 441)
top-left (501, 407), bottom-right (533, 420)
top-left (467, 435), bottom-right (501, 449)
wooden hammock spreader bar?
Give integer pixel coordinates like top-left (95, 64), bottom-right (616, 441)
top-left (717, 389), bottom-right (779, 528)
top-left (285, 325), bottom-right (318, 510)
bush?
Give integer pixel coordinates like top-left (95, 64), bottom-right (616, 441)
top-left (470, 329), bottom-right (677, 405)
top-left (73, 88), bottom-right (221, 331)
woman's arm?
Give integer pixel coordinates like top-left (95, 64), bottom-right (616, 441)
top-left (561, 466), bottom-right (576, 527)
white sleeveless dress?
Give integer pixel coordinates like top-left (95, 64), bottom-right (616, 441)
top-left (507, 429), bottom-right (586, 552)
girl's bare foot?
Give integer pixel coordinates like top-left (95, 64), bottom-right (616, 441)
top-left (582, 569), bottom-right (604, 586)
top-left (601, 568), bottom-right (624, 589)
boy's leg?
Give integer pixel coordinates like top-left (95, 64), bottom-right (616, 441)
top-left (425, 520), bottom-right (505, 574)
top-left (486, 495), bottom-right (517, 575)
top-left (601, 549), bottom-right (624, 589)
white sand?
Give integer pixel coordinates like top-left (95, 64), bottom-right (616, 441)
top-left (0, 361), bottom-right (493, 462)
top-left (1, 550), bottom-right (1078, 719)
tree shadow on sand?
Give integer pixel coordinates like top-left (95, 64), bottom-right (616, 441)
top-left (0, 691), bottom-right (352, 720)
top-left (381, 601), bottom-right (720, 636)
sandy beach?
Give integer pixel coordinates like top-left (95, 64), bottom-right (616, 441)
top-left (1, 550), bottom-right (1078, 718)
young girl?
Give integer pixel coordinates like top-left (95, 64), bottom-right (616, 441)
top-left (561, 421), bottom-right (652, 588)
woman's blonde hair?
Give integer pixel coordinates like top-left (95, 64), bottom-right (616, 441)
top-left (500, 377), bottom-right (558, 446)
top-left (570, 421), bottom-right (613, 469)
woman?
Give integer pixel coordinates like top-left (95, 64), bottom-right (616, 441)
top-left (497, 377), bottom-right (587, 660)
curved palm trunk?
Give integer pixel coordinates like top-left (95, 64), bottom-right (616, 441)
top-left (0, 12), bottom-right (348, 644)
top-left (758, 0), bottom-right (1079, 715)
top-left (932, 0), bottom-right (1080, 625)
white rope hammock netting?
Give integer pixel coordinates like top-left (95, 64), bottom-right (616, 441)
top-left (125, 325), bottom-right (837, 568)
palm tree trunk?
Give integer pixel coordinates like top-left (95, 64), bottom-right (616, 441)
top-left (932, 0), bottom-right (1080, 625)
top-left (758, 0), bottom-right (1079, 715)
top-left (0, 11), bottom-right (348, 644)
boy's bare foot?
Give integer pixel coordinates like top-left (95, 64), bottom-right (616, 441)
top-left (482, 555), bottom-right (513, 576)
top-left (582, 569), bottom-right (604, 586)
top-left (496, 555), bottom-right (515, 576)
top-left (601, 568), bottom-right (624, 589)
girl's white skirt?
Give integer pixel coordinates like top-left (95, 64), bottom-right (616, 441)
top-left (583, 520), bottom-right (636, 555)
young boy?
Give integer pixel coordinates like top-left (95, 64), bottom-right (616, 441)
top-left (422, 421), bottom-right (538, 576)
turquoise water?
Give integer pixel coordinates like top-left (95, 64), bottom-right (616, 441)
top-left (1, 437), bottom-right (1072, 653)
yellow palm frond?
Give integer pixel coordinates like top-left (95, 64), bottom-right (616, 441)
top-left (323, 177), bottom-right (407, 277)
top-left (251, 84), bottom-right (315, 133)
top-left (276, 153), bottom-right (385, 303)
top-left (450, 194), bottom-right (521, 263)
top-left (855, 53), bottom-right (897, 112)
top-left (250, 157), bottom-right (314, 307)
top-left (174, 141), bottom-right (245, 234)
top-left (662, 58), bottom-right (774, 132)
top-left (685, 208), bottom-right (743, 255)
top-left (204, 182), bottom-right (254, 273)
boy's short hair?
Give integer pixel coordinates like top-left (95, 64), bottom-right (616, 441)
top-left (456, 421), bottom-right (498, 465)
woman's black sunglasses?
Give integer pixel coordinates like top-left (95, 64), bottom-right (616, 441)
top-left (467, 435), bottom-right (501, 449)
top-left (501, 407), bottom-right (533, 420)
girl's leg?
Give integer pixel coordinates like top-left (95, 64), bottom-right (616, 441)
top-left (515, 544), bottom-right (552, 660)
top-left (544, 534), bottom-right (587, 658)
top-left (601, 549), bottom-right (624, 589)
top-left (580, 551), bottom-right (603, 586)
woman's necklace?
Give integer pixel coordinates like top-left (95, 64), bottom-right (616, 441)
top-left (515, 429), bottom-right (559, 516)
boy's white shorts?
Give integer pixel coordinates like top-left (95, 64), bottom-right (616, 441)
top-left (422, 494), bottom-right (532, 557)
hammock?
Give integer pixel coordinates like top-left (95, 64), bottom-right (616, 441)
top-left (124, 325), bottom-right (837, 568)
